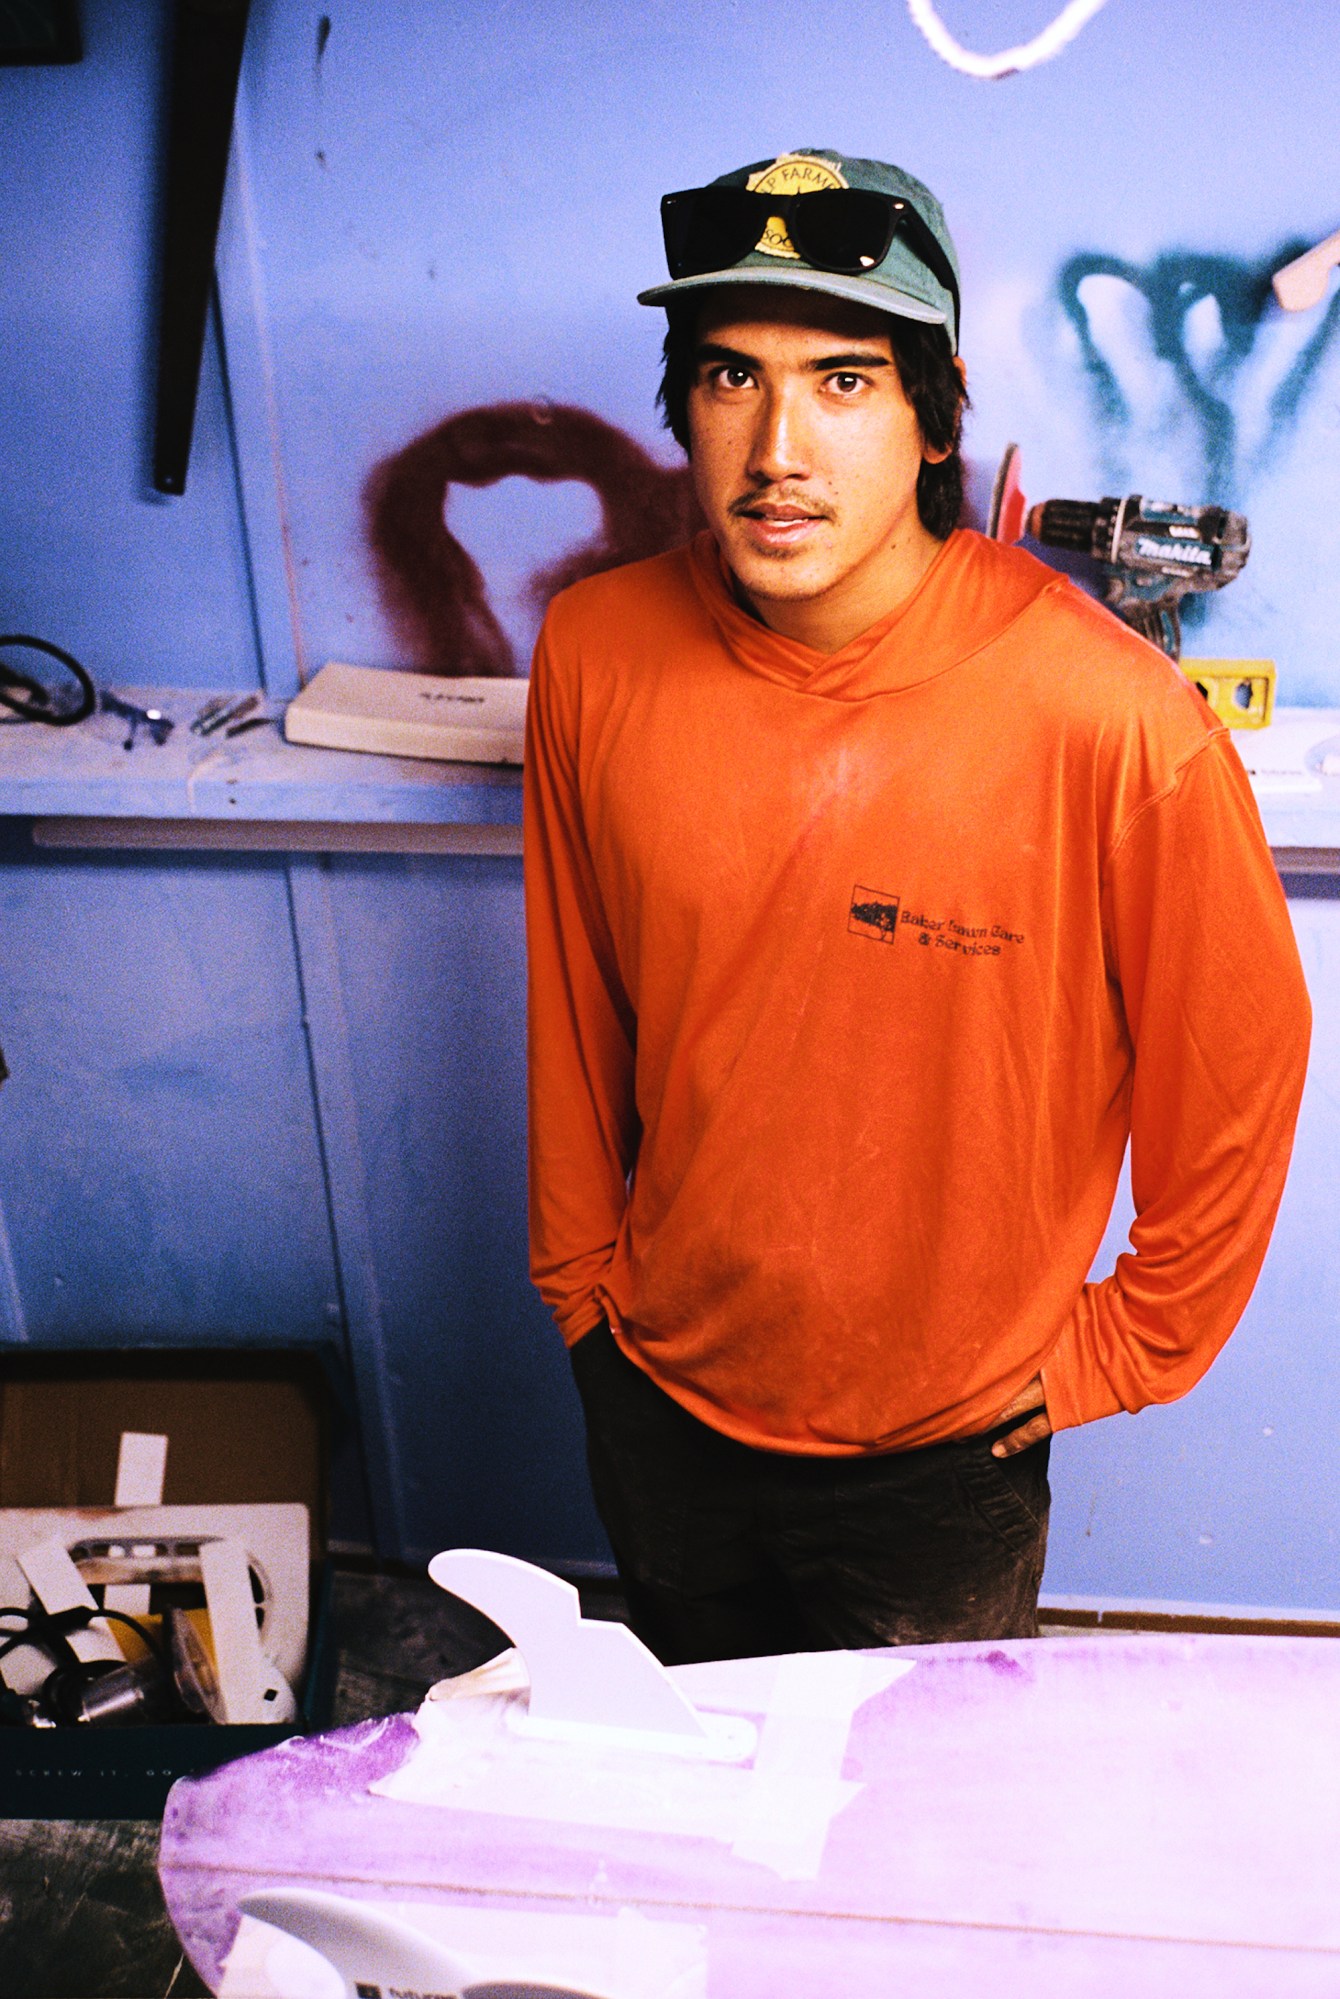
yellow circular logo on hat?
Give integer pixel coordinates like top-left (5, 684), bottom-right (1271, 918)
top-left (745, 153), bottom-right (846, 260)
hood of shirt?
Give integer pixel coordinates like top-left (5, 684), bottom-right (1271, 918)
top-left (686, 526), bottom-right (1067, 701)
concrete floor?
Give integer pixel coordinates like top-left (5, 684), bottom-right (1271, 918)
top-left (0, 1567), bottom-right (519, 1999)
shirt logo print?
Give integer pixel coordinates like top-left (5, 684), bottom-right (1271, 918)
top-left (849, 885), bottom-right (901, 944)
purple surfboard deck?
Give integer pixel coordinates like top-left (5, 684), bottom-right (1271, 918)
top-left (159, 1632), bottom-right (1340, 1996)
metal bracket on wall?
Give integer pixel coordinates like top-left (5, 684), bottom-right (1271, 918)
top-left (154, 0), bottom-right (253, 495)
top-left (30, 819), bottom-right (522, 858)
top-left (1272, 848), bottom-right (1340, 877)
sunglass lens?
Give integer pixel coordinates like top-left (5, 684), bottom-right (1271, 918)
top-left (787, 189), bottom-right (895, 274)
top-left (662, 188), bottom-right (767, 278)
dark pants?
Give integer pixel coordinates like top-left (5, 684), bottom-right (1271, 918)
top-left (570, 1321), bottom-right (1049, 1664)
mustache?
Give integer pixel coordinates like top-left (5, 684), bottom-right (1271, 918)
top-left (727, 489), bottom-right (835, 521)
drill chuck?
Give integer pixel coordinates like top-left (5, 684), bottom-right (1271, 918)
top-left (1027, 496), bottom-right (1122, 560)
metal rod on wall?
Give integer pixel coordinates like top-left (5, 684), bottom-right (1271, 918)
top-left (153, 0), bottom-right (252, 496)
top-left (31, 819), bottom-right (525, 857)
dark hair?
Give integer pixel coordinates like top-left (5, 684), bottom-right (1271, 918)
top-left (656, 297), bottom-right (969, 540)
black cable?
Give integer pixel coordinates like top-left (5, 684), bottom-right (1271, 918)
top-left (0, 1601), bottom-right (180, 1726)
top-left (0, 634), bottom-right (96, 726)
top-left (0, 1602), bottom-right (170, 1664)
top-left (0, 1603), bottom-right (87, 1671)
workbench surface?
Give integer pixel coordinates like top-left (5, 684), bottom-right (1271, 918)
top-left (0, 688), bottom-right (520, 824)
top-left (3, 691), bottom-right (1340, 847)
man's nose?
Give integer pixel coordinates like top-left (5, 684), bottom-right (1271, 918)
top-left (746, 384), bottom-right (810, 485)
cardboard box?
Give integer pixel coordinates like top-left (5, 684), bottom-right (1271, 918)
top-left (0, 1348), bottom-right (340, 1818)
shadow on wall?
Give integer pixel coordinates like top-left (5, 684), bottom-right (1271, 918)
top-left (364, 401), bottom-right (704, 677)
top-left (1059, 241), bottom-right (1340, 503)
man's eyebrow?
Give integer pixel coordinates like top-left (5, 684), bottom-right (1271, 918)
top-left (693, 342), bottom-right (893, 372)
top-left (694, 341), bottom-right (759, 370)
top-left (806, 350), bottom-right (893, 371)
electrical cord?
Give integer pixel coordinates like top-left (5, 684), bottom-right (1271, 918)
top-left (0, 1601), bottom-right (186, 1726)
top-left (0, 634), bottom-right (96, 726)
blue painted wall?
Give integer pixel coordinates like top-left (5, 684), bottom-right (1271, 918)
top-left (0, 4), bottom-right (264, 690)
top-left (230, 0), bottom-right (1340, 690)
top-left (0, 835), bottom-right (338, 1342)
top-left (8, 2), bottom-right (1338, 692)
top-left (2, 1), bottom-right (1339, 1596)
top-left (1057, 889), bottom-right (1340, 1608)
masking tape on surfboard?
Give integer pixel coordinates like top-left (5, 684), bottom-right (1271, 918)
top-left (372, 1648), bottom-right (913, 1882)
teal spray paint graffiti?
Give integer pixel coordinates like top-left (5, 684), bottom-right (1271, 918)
top-left (1059, 244), bottom-right (1340, 499)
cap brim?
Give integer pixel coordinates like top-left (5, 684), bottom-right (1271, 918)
top-left (637, 264), bottom-right (949, 330)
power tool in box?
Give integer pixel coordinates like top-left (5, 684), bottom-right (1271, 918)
top-left (988, 444), bottom-right (1273, 728)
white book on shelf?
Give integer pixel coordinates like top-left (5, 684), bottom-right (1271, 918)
top-left (284, 661), bottom-right (528, 765)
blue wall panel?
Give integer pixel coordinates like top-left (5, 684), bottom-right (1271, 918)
top-left (1046, 889), bottom-right (1340, 1611)
top-left (229, 0), bottom-right (1340, 691)
top-left (0, 833), bottom-right (340, 1348)
top-left (312, 852), bottom-right (605, 1568)
top-left (0, 4), bottom-right (263, 689)
top-left (1, 0), bottom-right (1338, 1599)
top-left (9, 5), bottom-right (1338, 695)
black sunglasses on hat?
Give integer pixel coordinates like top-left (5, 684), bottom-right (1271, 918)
top-left (659, 184), bottom-right (961, 345)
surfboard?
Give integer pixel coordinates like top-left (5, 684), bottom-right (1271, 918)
top-left (158, 1550), bottom-right (1340, 1997)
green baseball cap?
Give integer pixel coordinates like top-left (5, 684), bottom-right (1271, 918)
top-left (638, 148), bottom-right (960, 350)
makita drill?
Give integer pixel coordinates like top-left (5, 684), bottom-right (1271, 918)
top-left (988, 444), bottom-right (1251, 662)
top-left (1027, 493), bottom-right (1251, 661)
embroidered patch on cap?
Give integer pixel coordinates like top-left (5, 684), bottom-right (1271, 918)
top-left (745, 152), bottom-right (847, 260)
top-left (849, 885), bottom-right (901, 943)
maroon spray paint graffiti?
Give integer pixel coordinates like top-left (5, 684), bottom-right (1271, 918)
top-left (365, 402), bottom-right (704, 677)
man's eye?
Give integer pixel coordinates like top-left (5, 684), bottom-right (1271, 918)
top-left (718, 366), bottom-right (752, 389)
top-left (830, 372), bottom-right (865, 393)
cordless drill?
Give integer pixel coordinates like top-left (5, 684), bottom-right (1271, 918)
top-left (1027, 493), bottom-right (1251, 662)
top-left (988, 443), bottom-right (1251, 662)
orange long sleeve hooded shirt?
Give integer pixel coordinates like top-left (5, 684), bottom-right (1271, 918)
top-left (524, 529), bottom-right (1310, 1452)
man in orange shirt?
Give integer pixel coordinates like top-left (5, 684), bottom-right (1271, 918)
top-left (523, 150), bottom-right (1311, 1661)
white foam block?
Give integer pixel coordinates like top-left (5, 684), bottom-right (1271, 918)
top-left (201, 1537), bottom-right (271, 1724)
top-left (103, 1583), bottom-right (153, 1618)
top-left (114, 1430), bottom-right (169, 1506)
top-left (16, 1535), bottom-right (122, 1664)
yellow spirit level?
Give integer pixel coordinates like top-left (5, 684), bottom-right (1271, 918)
top-left (1179, 658), bottom-right (1276, 729)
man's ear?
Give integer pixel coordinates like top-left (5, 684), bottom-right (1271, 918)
top-left (921, 354), bottom-right (968, 466)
